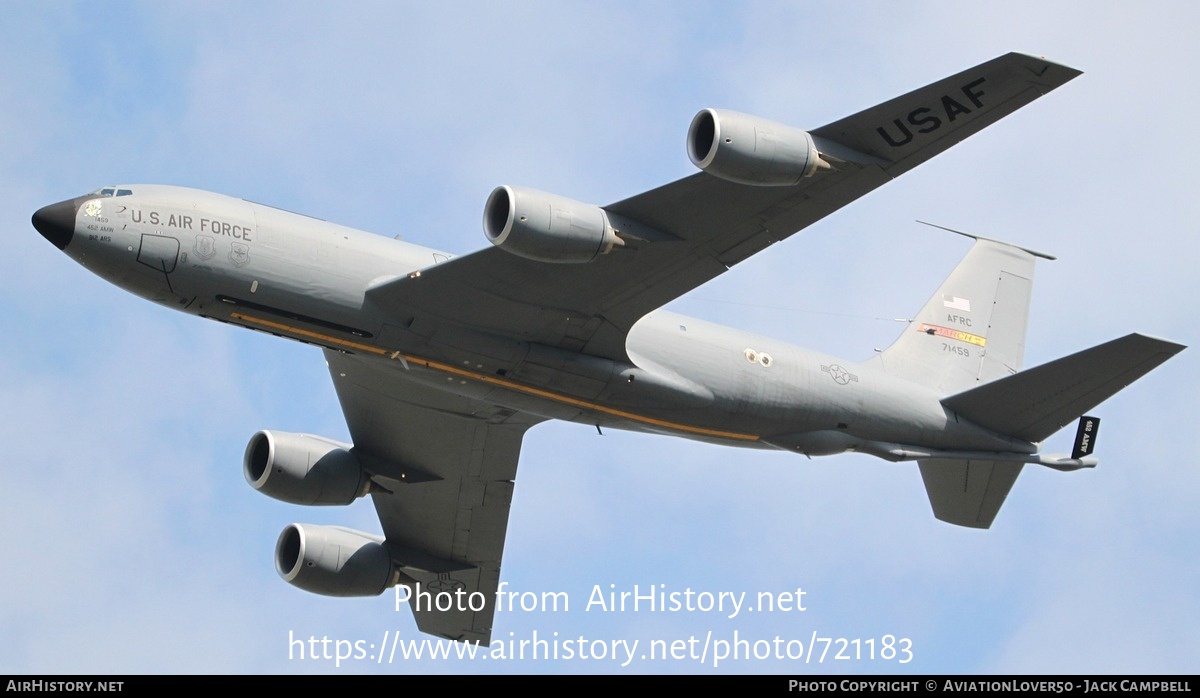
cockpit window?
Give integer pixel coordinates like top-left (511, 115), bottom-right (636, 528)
top-left (88, 187), bottom-right (133, 197)
top-left (116, 189), bottom-right (132, 196)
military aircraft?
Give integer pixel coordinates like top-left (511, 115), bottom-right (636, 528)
top-left (31, 53), bottom-right (1184, 644)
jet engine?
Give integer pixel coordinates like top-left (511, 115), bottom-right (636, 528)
top-left (483, 185), bottom-right (622, 263)
top-left (687, 108), bottom-right (830, 186)
top-left (275, 523), bottom-right (398, 597)
top-left (243, 430), bottom-right (369, 506)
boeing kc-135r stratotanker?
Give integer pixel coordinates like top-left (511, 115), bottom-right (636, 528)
top-left (32, 53), bottom-right (1183, 643)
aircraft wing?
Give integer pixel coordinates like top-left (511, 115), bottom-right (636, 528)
top-left (324, 349), bottom-right (543, 643)
top-left (368, 53), bottom-right (1081, 361)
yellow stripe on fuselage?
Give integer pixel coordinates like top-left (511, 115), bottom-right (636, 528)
top-left (230, 312), bottom-right (760, 442)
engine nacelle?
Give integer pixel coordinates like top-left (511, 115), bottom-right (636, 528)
top-left (687, 108), bottom-right (829, 186)
top-left (243, 430), bottom-right (369, 506)
top-left (483, 185), bottom-right (621, 263)
top-left (275, 523), bottom-right (397, 597)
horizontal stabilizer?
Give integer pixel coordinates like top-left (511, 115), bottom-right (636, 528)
top-left (942, 334), bottom-right (1185, 443)
top-left (919, 459), bottom-right (1023, 529)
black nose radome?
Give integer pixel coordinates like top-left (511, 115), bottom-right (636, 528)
top-left (32, 198), bottom-right (79, 250)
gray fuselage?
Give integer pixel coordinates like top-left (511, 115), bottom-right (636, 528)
top-left (46, 185), bottom-right (1031, 458)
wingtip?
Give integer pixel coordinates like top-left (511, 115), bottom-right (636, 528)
top-left (1127, 333), bottom-right (1187, 354)
top-left (1008, 51), bottom-right (1084, 83)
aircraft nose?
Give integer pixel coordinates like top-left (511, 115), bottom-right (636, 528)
top-left (32, 198), bottom-right (79, 250)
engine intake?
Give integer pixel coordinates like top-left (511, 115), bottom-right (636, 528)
top-left (687, 108), bottom-right (830, 186)
top-left (275, 523), bottom-right (397, 597)
top-left (483, 185), bottom-right (622, 263)
top-left (243, 430), bottom-right (369, 506)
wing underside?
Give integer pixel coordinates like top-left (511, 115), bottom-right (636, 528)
top-left (324, 349), bottom-right (543, 643)
top-left (366, 53), bottom-right (1080, 362)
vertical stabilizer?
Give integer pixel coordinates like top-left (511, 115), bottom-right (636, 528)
top-left (873, 230), bottom-right (1052, 394)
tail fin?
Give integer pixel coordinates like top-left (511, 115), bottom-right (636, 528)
top-left (873, 227), bottom-right (1053, 393)
top-left (875, 229), bottom-right (1185, 529)
top-left (920, 334), bottom-right (1183, 529)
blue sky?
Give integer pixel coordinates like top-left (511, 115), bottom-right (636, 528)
top-left (2, 1), bottom-right (1197, 674)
